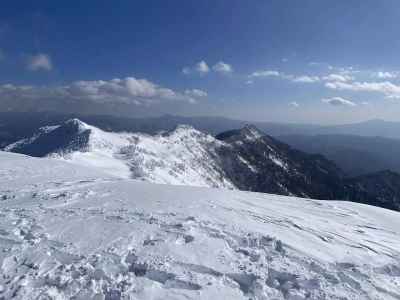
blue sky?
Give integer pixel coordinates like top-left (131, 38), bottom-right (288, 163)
top-left (1, 1), bottom-right (400, 124)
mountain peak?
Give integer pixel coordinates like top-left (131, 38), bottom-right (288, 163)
top-left (164, 124), bottom-right (206, 139)
top-left (215, 124), bottom-right (265, 142)
top-left (174, 124), bottom-right (197, 132)
top-left (5, 118), bottom-right (93, 157)
top-left (240, 124), bottom-right (265, 140)
top-left (62, 118), bottom-right (91, 133)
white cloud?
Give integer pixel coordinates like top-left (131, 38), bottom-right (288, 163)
top-left (323, 73), bottom-right (353, 82)
top-left (182, 60), bottom-right (210, 75)
top-left (322, 97), bottom-right (357, 107)
top-left (325, 80), bottom-right (400, 98)
top-left (289, 101), bottom-right (300, 107)
top-left (27, 53), bottom-right (53, 71)
top-left (291, 75), bottom-right (320, 83)
top-left (249, 70), bottom-right (320, 83)
top-left (212, 61), bottom-right (233, 74)
top-left (195, 61), bottom-right (210, 74)
top-left (330, 66), bottom-right (360, 76)
top-left (184, 88), bottom-right (208, 98)
top-left (182, 67), bottom-right (191, 75)
top-left (375, 71), bottom-right (397, 79)
top-left (183, 60), bottom-right (234, 76)
top-left (0, 77), bottom-right (199, 105)
top-left (249, 70), bottom-right (281, 78)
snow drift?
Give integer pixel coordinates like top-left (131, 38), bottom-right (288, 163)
top-left (0, 151), bottom-right (400, 299)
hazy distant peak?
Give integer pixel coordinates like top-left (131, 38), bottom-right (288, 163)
top-left (160, 124), bottom-right (214, 142)
top-left (240, 124), bottom-right (265, 140)
top-left (215, 124), bottom-right (265, 142)
top-left (170, 124), bottom-right (199, 134)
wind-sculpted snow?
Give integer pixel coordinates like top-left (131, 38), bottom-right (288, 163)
top-left (1, 152), bottom-right (400, 299)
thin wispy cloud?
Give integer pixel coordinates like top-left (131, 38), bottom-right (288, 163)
top-left (289, 101), bottom-right (300, 107)
top-left (249, 70), bottom-right (319, 83)
top-left (184, 88), bottom-right (208, 98)
top-left (323, 73), bottom-right (353, 82)
top-left (27, 53), bottom-right (53, 71)
top-left (322, 97), bottom-right (357, 107)
top-left (291, 75), bottom-right (320, 83)
top-left (249, 70), bottom-right (281, 78)
top-left (325, 81), bottom-right (400, 99)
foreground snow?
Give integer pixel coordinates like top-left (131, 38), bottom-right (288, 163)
top-left (1, 152), bottom-right (400, 299)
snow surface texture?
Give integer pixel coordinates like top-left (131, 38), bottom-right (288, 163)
top-left (1, 152), bottom-right (400, 299)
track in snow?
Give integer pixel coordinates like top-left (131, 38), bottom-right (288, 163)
top-left (1, 152), bottom-right (400, 299)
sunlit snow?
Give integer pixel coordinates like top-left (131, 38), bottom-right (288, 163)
top-left (1, 152), bottom-right (399, 299)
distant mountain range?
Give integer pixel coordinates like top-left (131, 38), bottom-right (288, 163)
top-left (5, 118), bottom-right (400, 212)
top-left (279, 134), bottom-right (400, 176)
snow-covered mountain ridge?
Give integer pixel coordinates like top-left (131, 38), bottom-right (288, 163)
top-left (6, 118), bottom-right (400, 211)
top-left (6, 119), bottom-right (233, 187)
top-left (0, 152), bottom-right (399, 299)
top-left (4, 118), bottom-right (342, 194)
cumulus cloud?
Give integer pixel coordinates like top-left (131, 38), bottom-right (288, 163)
top-left (0, 77), bottom-right (202, 105)
top-left (212, 61), bottom-right (233, 74)
top-left (183, 60), bottom-right (233, 76)
top-left (182, 60), bottom-right (210, 75)
top-left (325, 80), bottom-right (400, 98)
top-left (27, 53), bottom-right (53, 71)
top-left (184, 88), bottom-right (208, 98)
top-left (195, 61), bottom-right (210, 74)
top-left (289, 101), bottom-right (300, 107)
top-left (322, 97), bottom-right (357, 107)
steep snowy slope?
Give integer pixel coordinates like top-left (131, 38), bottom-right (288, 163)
top-left (0, 152), bottom-right (400, 299)
top-left (5, 119), bottom-right (234, 188)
